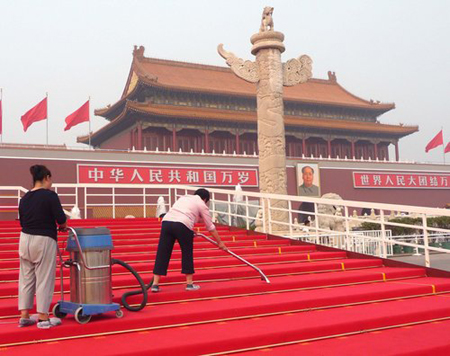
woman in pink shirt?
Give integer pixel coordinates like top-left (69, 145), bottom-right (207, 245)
top-left (152, 189), bottom-right (227, 292)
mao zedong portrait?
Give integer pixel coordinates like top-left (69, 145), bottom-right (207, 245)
top-left (298, 166), bottom-right (319, 197)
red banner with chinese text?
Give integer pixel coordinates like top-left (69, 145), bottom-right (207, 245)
top-left (353, 172), bottom-right (450, 189)
top-left (78, 165), bottom-right (259, 187)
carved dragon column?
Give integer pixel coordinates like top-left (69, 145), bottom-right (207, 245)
top-left (218, 7), bottom-right (312, 231)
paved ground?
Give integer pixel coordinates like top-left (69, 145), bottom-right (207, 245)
top-left (391, 253), bottom-right (450, 272)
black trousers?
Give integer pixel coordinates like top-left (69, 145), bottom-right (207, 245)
top-left (153, 221), bottom-right (195, 276)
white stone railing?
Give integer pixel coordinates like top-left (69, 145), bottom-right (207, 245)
top-left (172, 185), bottom-right (450, 268)
top-left (0, 186), bottom-right (28, 213)
top-left (2, 183), bottom-right (450, 268)
top-left (52, 184), bottom-right (173, 219)
top-left (290, 230), bottom-right (394, 257)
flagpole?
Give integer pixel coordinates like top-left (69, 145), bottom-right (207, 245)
top-left (0, 88), bottom-right (3, 144)
top-left (443, 126), bottom-right (446, 165)
top-left (46, 92), bottom-right (49, 146)
top-left (88, 96), bottom-right (91, 149)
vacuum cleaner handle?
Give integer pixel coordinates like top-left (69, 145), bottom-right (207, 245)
top-left (196, 232), bottom-right (270, 284)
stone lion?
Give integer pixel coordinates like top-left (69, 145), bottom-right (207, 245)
top-left (317, 193), bottom-right (345, 232)
top-left (254, 209), bottom-right (264, 232)
top-left (260, 6), bottom-right (274, 32)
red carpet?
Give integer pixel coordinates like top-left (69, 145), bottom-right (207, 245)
top-left (241, 316), bottom-right (450, 356)
top-left (0, 217), bottom-right (450, 355)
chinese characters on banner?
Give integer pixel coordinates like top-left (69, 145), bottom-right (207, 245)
top-left (353, 172), bottom-right (450, 189)
top-left (78, 165), bottom-right (259, 187)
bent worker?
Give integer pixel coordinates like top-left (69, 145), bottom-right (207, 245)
top-left (152, 188), bottom-right (227, 292)
top-left (18, 165), bottom-right (67, 329)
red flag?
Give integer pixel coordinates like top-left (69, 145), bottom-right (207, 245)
top-left (445, 142), bottom-right (450, 154)
top-left (21, 97), bottom-right (47, 132)
top-left (64, 100), bottom-right (89, 131)
top-left (425, 130), bottom-right (443, 153)
top-left (0, 99), bottom-right (2, 135)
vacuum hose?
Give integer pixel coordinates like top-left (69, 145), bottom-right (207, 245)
top-left (111, 258), bottom-right (153, 312)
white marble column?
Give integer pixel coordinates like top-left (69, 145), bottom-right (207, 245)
top-left (218, 7), bottom-right (312, 231)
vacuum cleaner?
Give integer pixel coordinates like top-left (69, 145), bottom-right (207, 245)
top-left (52, 227), bottom-right (149, 324)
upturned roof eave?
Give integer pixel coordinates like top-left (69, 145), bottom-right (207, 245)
top-left (80, 102), bottom-right (416, 146)
top-left (96, 78), bottom-right (395, 122)
top-left (130, 103), bottom-right (415, 135)
top-left (133, 75), bottom-right (396, 112)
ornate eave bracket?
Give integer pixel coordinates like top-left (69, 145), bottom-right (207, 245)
top-left (282, 55), bottom-right (313, 86)
top-left (217, 44), bottom-right (259, 83)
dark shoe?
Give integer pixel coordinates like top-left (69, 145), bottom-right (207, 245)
top-left (186, 284), bottom-right (200, 291)
top-left (151, 285), bottom-right (160, 293)
top-left (18, 315), bottom-right (38, 328)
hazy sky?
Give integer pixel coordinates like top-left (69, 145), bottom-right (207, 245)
top-left (1, 0), bottom-right (449, 163)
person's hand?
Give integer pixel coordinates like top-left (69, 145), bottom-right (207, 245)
top-left (218, 242), bottom-right (228, 251)
top-left (58, 222), bottom-right (68, 232)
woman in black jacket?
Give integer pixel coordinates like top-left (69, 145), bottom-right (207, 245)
top-left (18, 165), bottom-right (67, 329)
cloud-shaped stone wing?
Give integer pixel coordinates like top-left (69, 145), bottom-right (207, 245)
top-left (218, 44), bottom-right (259, 83)
top-left (283, 55), bottom-right (313, 86)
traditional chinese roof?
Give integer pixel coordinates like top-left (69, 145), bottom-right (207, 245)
top-left (95, 46), bottom-right (395, 120)
top-left (79, 100), bottom-right (417, 146)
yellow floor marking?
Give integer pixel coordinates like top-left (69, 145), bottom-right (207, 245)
top-left (389, 280), bottom-right (443, 295)
top-left (382, 272), bottom-right (386, 281)
top-left (233, 236), bottom-right (236, 242)
top-left (299, 342), bottom-right (310, 346)
top-left (307, 253), bottom-right (311, 261)
top-left (254, 241), bottom-right (258, 247)
top-left (278, 247), bottom-right (282, 255)
top-left (341, 262), bottom-right (345, 270)
top-left (138, 331), bottom-right (150, 334)
top-left (336, 336), bottom-right (348, 340)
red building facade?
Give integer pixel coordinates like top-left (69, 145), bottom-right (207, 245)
top-left (79, 46), bottom-right (417, 161)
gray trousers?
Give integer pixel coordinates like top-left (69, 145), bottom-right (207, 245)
top-left (18, 232), bottom-right (57, 314)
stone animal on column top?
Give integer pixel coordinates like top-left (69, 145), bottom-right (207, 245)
top-left (260, 6), bottom-right (274, 32)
